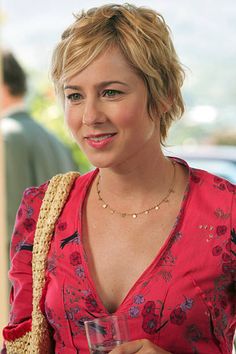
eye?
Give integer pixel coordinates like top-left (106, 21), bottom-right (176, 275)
top-left (66, 92), bottom-right (82, 102)
top-left (102, 89), bottom-right (122, 97)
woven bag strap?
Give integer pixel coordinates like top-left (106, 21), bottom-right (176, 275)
top-left (31, 171), bottom-right (80, 342)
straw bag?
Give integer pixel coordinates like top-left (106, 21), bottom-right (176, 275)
top-left (5, 171), bottom-right (80, 354)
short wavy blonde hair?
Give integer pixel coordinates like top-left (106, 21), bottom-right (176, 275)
top-left (51, 3), bottom-right (185, 143)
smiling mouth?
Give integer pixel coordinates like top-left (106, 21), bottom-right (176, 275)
top-left (86, 133), bottom-right (116, 141)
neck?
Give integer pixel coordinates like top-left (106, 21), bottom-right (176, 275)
top-left (97, 158), bottom-right (176, 218)
top-left (99, 150), bottom-right (170, 193)
top-left (96, 153), bottom-right (175, 213)
top-left (0, 96), bottom-right (25, 118)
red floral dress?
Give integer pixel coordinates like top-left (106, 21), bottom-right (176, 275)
top-left (2, 159), bottom-right (236, 354)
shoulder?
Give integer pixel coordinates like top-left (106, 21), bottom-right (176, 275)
top-left (188, 167), bottom-right (235, 232)
top-left (22, 181), bottom-right (49, 206)
top-left (17, 169), bottom-right (89, 212)
top-left (16, 169), bottom-right (94, 223)
top-left (1, 113), bottom-right (36, 144)
top-left (189, 166), bottom-right (235, 201)
top-left (75, 168), bottom-right (97, 186)
top-left (10, 182), bottom-right (49, 255)
top-left (67, 169), bottom-right (97, 200)
top-left (17, 180), bottom-right (49, 214)
top-left (179, 161), bottom-right (236, 242)
top-left (174, 157), bottom-right (235, 208)
top-left (187, 166), bottom-right (236, 257)
top-left (1, 112), bottom-right (42, 138)
top-left (0, 117), bottom-right (24, 139)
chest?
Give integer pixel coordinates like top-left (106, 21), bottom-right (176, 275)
top-left (45, 215), bottom-right (228, 354)
top-left (82, 203), bottom-right (179, 313)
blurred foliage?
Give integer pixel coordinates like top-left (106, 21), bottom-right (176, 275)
top-left (209, 130), bottom-right (236, 145)
top-left (167, 110), bottom-right (236, 147)
top-left (27, 81), bottom-right (91, 174)
top-left (167, 117), bottom-right (214, 146)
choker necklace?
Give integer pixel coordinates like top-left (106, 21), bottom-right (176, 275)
top-left (96, 161), bottom-right (176, 219)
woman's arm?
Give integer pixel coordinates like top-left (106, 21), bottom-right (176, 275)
top-left (2, 183), bottom-right (47, 343)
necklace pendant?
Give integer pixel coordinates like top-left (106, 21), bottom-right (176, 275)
top-left (155, 206), bottom-right (159, 210)
top-left (132, 214), bottom-right (137, 218)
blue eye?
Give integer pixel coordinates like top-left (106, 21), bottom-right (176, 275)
top-left (66, 93), bottom-right (82, 102)
top-left (103, 89), bottom-right (122, 97)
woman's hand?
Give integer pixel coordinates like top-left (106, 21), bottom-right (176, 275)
top-left (110, 339), bottom-right (172, 353)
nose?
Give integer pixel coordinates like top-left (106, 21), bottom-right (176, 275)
top-left (82, 98), bottom-right (106, 126)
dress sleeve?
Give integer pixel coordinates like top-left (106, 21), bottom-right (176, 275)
top-left (223, 186), bottom-right (236, 346)
top-left (2, 183), bottom-right (47, 342)
top-left (229, 190), bottom-right (236, 327)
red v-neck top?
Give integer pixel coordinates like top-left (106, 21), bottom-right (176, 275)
top-left (3, 159), bottom-right (236, 354)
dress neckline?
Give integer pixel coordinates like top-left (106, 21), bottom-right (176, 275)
top-left (76, 157), bottom-right (192, 315)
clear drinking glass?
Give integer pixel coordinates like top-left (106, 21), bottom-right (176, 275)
top-left (84, 314), bottom-right (129, 353)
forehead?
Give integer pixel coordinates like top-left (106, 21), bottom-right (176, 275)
top-left (65, 46), bottom-right (138, 85)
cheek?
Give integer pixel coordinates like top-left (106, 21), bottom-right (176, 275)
top-left (64, 104), bottom-right (71, 125)
top-left (112, 103), bottom-right (146, 128)
top-left (116, 105), bottom-right (150, 129)
top-left (64, 107), bottom-right (82, 132)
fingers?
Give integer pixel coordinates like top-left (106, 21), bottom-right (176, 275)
top-left (109, 339), bottom-right (171, 353)
top-left (110, 340), bottom-right (144, 353)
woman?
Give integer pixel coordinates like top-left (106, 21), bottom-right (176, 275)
top-left (2, 4), bottom-right (235, 354)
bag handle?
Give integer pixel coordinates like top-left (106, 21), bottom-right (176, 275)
top-left (31, 171), bottom-right (80, 352)
top-left (5, 172), bottom-right (80, 353)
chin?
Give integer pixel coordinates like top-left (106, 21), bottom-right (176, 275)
top-left (89, 155), bottom-right (125, 169)
top-left (84, 151), bottom-right (116, 169)
top-left (89, 160), bottom-right (113, 169)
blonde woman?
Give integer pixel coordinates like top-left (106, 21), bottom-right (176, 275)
top-left (3, 4), bottom-right (235, 354)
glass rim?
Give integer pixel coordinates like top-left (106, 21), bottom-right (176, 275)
top-left (84, 313), bottom-right (127, 325)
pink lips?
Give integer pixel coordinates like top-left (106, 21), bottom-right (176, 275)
top-left (85, 133), bottom-right (117, 149)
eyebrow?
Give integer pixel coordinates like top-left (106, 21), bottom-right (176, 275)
top-left (64, 81), bottom-right (129, 91)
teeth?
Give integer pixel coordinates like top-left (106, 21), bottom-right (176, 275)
top-left (90, 134), bottom-right (113, 142)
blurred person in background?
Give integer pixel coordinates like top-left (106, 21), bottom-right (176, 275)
top-left (0, 51), bottom-right (77, 254)
top-left (2, 4), bottom-right (236, 354)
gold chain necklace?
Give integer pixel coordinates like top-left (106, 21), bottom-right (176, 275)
top-left (96, 161), bottom-right (176, 219)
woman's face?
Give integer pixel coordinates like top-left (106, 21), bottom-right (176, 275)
top-left (64, 46), bottom-right (160, 169)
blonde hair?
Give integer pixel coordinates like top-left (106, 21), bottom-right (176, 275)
top-left (51, 3), bottom-right (185, 143)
